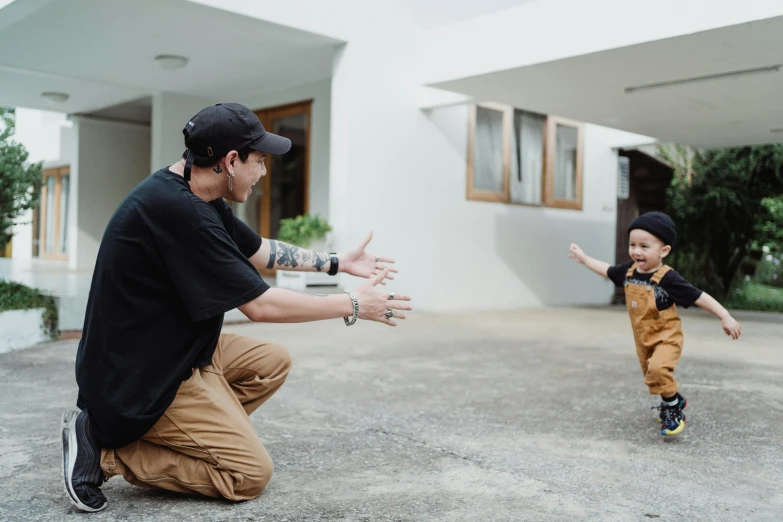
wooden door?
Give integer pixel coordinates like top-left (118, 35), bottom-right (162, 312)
top-left (253, 101), bottom-right (311, 275)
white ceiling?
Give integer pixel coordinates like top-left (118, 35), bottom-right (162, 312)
top-left (434, 15), bottom-right (783, 148)
top-left (0, 0), bottom-right (340, 113)
top-left (86, 97), bottom-right (153, 124)
top-left (397, 0), bottom-right (541, 28)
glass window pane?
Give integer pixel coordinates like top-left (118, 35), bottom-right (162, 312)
top-left (473, 106), bottom-right (504, 193)
top-left (270, 113), bottom-right (307, 239)
top-left (554, 124), bottom-right (578, 201)
top-left (511, 110), bottom-right (545, 205)
top-left (45, 176), bottom-right (55, 253)
top-left (59, 175), bottom-right (69, 254)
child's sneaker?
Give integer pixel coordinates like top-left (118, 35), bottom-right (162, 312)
top-left (658, 402), bottom-right (686, 436)
top-left (656, 392), bottom-right (687, 421)
top-left (674, 392), bottom-right (687, 412)
top-left (653, 393), bottom-right (687, 436)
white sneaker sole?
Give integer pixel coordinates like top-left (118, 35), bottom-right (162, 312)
top-left (61, 410), bottom-right (108, 512)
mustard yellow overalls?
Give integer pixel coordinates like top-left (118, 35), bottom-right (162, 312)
top-left (624, 264), bottom-right (684, 397)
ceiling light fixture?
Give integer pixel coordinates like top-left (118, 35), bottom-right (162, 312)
top-left (155, 54), bottom-right (189, 71)
top-left (40, 92), bottom-right (70, 104)
top-left (625, 65), bottom-right (781, 94)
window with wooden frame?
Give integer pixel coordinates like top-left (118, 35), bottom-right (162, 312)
top-left (467, 104), bottom-right (583, 210)
top-left (38, 166), bottom-right (70, 260)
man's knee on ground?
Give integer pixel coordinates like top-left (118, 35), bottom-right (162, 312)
top-left (231, 450), bottom-right (274, 500)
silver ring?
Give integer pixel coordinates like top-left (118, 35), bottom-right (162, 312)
top-left (388, 292), bottom-right (394, 300)
top-left (375, 255), bottom-right (380, 263)
top-left (385, 309), bottom-right (394, 319)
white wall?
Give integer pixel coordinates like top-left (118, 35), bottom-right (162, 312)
top-left (237, 79), bottom-right (332, 221)
top-left (14, 108), bottom-right (73, 167)
top-left (328, 34), bottom-right (442, 308)
top-left (412, 105), bottom-right (636, 310)
top-left (150, 92), bottom-right (215, 172)
top-left (326, 12), bottom-right (654, 310)
top-left (73, 117), bottom-right (150, 268)
top-left (420, 0), bottom-right (783, 86)
top-left (10, 211), bottom-right (34, 263)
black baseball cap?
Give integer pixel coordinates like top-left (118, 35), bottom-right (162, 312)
top-left (182, 103), bottom-right (291, 180)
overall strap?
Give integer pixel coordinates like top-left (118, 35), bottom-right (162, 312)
top-left (625, 263), bottom-right (637, 279)
top-left (651, 265), bottom-right (672, 285)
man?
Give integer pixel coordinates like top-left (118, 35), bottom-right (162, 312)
top-left (61, 103), bottom-right (412, 512)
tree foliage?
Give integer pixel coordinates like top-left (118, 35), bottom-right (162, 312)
top-left (664, 145), bottom-right (783, 298)
top-left (0, 107), bottom-right (43, 250)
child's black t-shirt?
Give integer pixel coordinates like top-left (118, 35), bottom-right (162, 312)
top-left (607, 260), bottom-right (703, 311)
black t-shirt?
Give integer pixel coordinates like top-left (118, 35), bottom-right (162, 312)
top-left (75, 168), bottom-right (268, 449)
top-left (607, 260), bottom-right (702, 311)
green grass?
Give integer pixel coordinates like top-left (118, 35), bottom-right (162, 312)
top-left (725, 283), bottom-right (783, 313)
top-left (0, 279), bottom-right (58, 338)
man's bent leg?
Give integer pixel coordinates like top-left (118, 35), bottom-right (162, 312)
top-left (101, 368), bottom-right (273, 500)
top-left (211, 333), bottom-right (292, 416)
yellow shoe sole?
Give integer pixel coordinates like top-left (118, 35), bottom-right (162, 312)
top-left (661, 419), bottom-right (685, 436)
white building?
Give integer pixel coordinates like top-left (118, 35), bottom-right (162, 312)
top-left (2, 0), bottom-right (782, 329)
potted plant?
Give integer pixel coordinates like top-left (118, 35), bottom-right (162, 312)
top-left (274, 214), bottom-right (334, 290)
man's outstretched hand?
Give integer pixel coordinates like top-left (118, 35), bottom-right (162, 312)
top-left (339, 231), bottom-right (399, 285)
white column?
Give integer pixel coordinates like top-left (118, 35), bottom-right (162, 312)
top-left (73, 117), bottom-right (151, 269)
top-left (150, 92), bottom-right (215, 172)
top-left (328, 34), bottom-right (439, 308)
top-left (10, 210), bottom-right (33, 263)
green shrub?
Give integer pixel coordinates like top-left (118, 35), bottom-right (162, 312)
top-left (755, 248), bottom-right (782, 288)
top-left (276, 214), bottom-right (331, 248)
top-left (0, 279), bottom-right (58, 339)
top-left (725, 282), bottom-right (783, 313)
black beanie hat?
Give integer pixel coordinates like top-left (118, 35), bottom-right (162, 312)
top-left (628, 211), bottom-right (676, 246)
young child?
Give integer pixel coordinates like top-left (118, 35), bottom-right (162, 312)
top-left (568, 211), bottom-right (742, 436)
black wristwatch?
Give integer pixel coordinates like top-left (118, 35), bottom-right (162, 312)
top-left (328, 253), bottom-right (339, 276)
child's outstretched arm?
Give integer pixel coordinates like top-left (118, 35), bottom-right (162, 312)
top-left (694, 293), bottom-right (742, 340)
top-left (568, 244), bottom-right (610, 279)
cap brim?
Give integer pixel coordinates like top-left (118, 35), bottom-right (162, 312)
top-left (249, 132), bottom-right (291, 155)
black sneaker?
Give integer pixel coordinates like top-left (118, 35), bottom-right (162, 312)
top-left (653, 392), bottom-right (688, 414)
top-left (674, 392), bottom-right (688, 412)
top-left (658, 402), bottom-right (686, 436)
top-left (652, 392), bottom-right (688, 414)
top-left (61, 410), bottom-right (108, 512)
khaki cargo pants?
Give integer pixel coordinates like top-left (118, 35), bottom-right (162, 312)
top-left (625, 264), bottom-right (684, 397)
top-left (100, 333), bottom-right (291, 500)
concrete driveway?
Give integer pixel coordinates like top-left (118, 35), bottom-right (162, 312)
top-left (1, 307), bottom-right (781, 521)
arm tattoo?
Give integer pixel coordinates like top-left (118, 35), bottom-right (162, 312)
top-left (276, 243), bottom-right (301, 268)
top-left (268, 239), bottom-right (329, 272)
top-left (266, 240), bottom-right (278, 269)
top-left (313, 252), bottom-right (329, 272)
